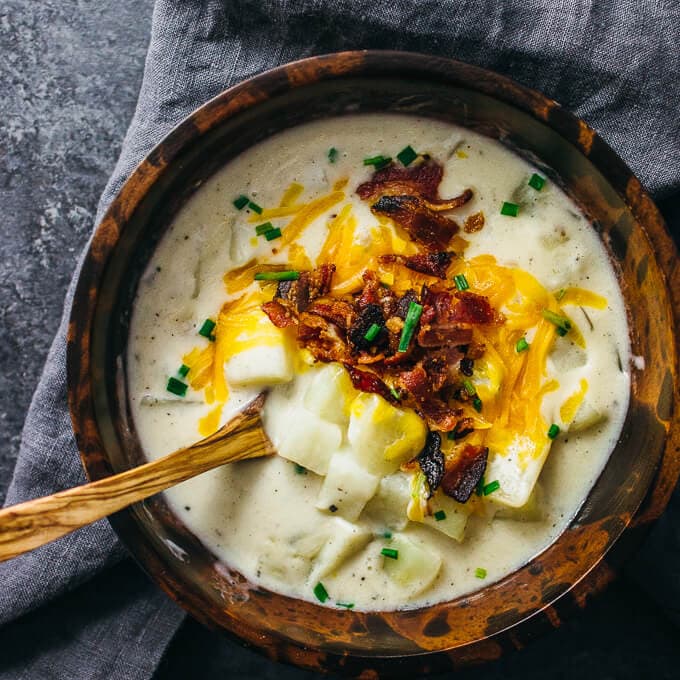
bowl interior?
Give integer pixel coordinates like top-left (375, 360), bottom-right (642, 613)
top-left (72, 57), bottom-right (677, 668)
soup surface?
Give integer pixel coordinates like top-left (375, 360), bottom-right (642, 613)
top-left (127, 114), bottom-right (630, 610)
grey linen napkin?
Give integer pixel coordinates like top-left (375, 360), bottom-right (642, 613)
top-left (2, 1), bottom-right (679, 678)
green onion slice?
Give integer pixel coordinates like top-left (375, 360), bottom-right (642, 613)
top-left (364, 323), bottom-right (382, 342)
top-left (547, 423), bottom-right (560, 439)
top-left (397, 301), bottom-right (423, 352)
top-left (528, 173), bottom-right (546, 191)
top-left (328, 147), bottom-right (338, 163)
top-left (463, 379), bottom-right (476, 396)
top-left (434, 510), bottom-right (447, 521)
top-left (475, 567), bottom-right (488, 579)
top-left (381, 547), bottom-right (399, 560)
top-left (264, 227), bottom-right (282, 241)
top-left (313, 582), bottom-right (329, 603)
top-left (396, 145), bottom-right (418, 166)
top-left (233, 195), bottom-right (249, 210)
top-left (454, 273), bottom-right (469, 291)
top-left (336, 602), bottom-right (355, 609)
top-left (482, 479), bottom-right (500, 496)
top-left (382, 531), bottom-right (392, 539)
top-left (472, 396), bottom-right (483, 412)
top-left (255, 221), bottom-right (274, 235)
top-left (198, 318), bottom-right (216, 340)
top-left (389, 386), bottom-right (401, 402)
top-left (254, 270), bottom-right (300, 281)
top-left (293, 463), bottom-right (307, 475)
top-left (363, 154), bottom-right (391, 169)
top-left (166, 377), bottom-right (187, 397)
top-left (500, 201), bottom-right (520, 217)
top-left (515, 337), bottom-right (530, 353)
top-left (476, 476), bottom-right (485, 497)
top-left (178, 363), bottom-right (190, 377)
top-left (542, 309), bottom-right (572, 335)
top-left (248, 200), bottom-right (263, 214)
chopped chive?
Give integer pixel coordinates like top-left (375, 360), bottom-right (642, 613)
top-left (264, 227), bottom-right (282, 241)
top-left (293, 463), bottom-right (307, 475)
top-left (336, 602), bottom-right (355, 609)
top-left (313, 582), bottom-right (329, 603)
top-left (547, 423), bottom-right (561, 439)
top-left (381, 547), bottom-right (399, 560)
top-left (454, 274), bottom-right (469, 291)
top-left (248, 200), bottom-right (263, 214)
top-left (475, 567), bottom-right (488, 579)
top-left (198, 318), bottom-right (216, 340)
top-left (500, 201), bottom-right (520, 217)
top-left (255, 221), bottom-right (275, 235)
top-left (476, 476), bottom-right (485, 497)
top-left (178, 363), bottom-right (190, 377)
top-left (363, 154), bottom-right (391, 169)
top-left (482, 479), bottom-right (500, 496)
top-left (166, 377), bottom-right (187, 397)
top-left (233, 194), bottom-right (249, 210)
top-left (515, 337), bottom-right (530, 353)
top-left (542, 309), bottom-right (572, 335)
top-left (328, 147), bottom-right (338, 163)
top-left (382, 531), bottom-right (392, 539)
top-left (434, 510), bottom-right (447, 521)
top-left (463, 379), bottom-right (476, 396)
top-left (396, 145), bottom-right (418, 166)
top-left (364, 323), bottom-right (382, 342)
top-left (397, 301), bottom-right (423, 352)
top-left (556, 288), bottom-right (566, 301)
top-left (389, 386), bottom-right (401, 402)
top-left (472, 396), bottom-right (483, 412)
top-left (528, 173), bottom-right (546, 191)
top-left (254, 270), bottom-right (300, 281)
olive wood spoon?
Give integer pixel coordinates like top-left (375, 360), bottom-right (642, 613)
top-left (0, 394), bottom-right (272, 562)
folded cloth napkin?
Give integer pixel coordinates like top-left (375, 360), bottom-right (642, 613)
top-left (1, 1), bottom-right (679, 678)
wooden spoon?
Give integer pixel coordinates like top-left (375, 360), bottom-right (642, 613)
top-left (0, 394), bottom-right (272, 563)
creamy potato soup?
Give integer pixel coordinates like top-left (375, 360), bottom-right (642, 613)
top-left (128, 114), bottom-right (630, 611)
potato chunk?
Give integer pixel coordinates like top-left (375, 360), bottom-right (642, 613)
top-left (309, 517), bottom-right (371, 584)
top-left (303, 363), bottom-right (358, 426)
top-left (316, 453), bottom-right (380, 521)
top-left (347, 393), bottom-right (427, 476)
top-left (422, 492), bottom-right (473, 542)
top-left (363, 472), bottom-right (411, 530)
top-left (382, 533), bottom-right (442, 597)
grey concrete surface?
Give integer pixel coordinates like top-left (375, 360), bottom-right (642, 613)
top-left (0, 0), bottom-right (153, 504)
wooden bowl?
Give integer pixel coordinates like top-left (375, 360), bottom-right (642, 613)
top-left (67, 51), bottom-right (680, 675)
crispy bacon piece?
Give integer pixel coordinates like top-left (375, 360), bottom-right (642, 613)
top-left (464, 211), bottom-right (485, 233)
top-left (441, 445), bottom-right (489, 503)
top-left (262, 300), bottom-right (297, 328)
top-left (306, 299), bottom-right (355, 330)
top-left (394, 289), bottom-right (419, 319)
top-left (397, 365), bottom-right (430, 401)
top-left (276, 264), bottom-right (335, 312)
top-left (356, 158), bottom-right (473, 211)
top-left (297, 312), bottom-right (349, 363)
top-left (448, 417), bottom-right (475, 441)
top-left (343, 364), bottom-right (397, 403)
top-left (417, 323), bottom-right (473, 348)
top-left (371, 195), bottom-right (460, 251)
top-left (419, 399), bottom-right (462, 431)
top-left (348, 303), bottom-right (386, 352)
top-left (379, 252), bottom-right (454, 279)
top-left (417, 431), bottom-right (444, 496)
top-left (451, 291), bottom-right (500, 325)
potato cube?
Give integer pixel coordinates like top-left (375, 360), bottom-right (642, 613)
top-left (422, 492), bottom-right (473, 542)
top-left (363, 472), bottom-right (411, 530)
top-left (303, 363), bottom-right (358, 425)
top-left (347, 393), bottom-right (427, 476)
top-left (316, 453), bottom-right (380, 521)
top-left (382, 533), bottom-right (442, 597)
top-left (309, 517), bottom-right (371, 583)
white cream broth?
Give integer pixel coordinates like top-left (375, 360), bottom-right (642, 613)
top-left (127, 114), bottom-right (630, 610)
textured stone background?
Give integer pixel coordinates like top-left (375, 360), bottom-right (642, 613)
top-left (1, 1), bottom-right (679, 678)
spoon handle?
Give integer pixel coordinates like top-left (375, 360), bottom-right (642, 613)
top-left (0, 398), bottom-right (271, 562)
